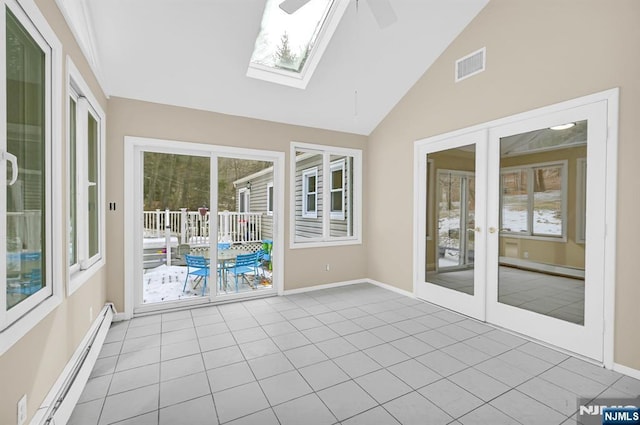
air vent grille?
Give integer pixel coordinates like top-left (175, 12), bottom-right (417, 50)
top-left (456, 48), bottom-right (486, 82)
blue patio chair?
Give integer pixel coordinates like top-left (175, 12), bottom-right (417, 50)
top-left (183, 254), bottom-right (210, 295)
top-left (218, 242), bottom-right (231, 250)
top-left (226, 251), bottom-right (260, 292)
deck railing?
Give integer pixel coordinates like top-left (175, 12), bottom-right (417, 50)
top-left (143, 209), bottom-right (263, 245)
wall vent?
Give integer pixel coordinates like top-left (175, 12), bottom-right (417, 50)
top-left (455, 47), bottom-right (486, 82)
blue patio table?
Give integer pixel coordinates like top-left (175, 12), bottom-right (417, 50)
top-left (211, 249), bottom-right (252, 291)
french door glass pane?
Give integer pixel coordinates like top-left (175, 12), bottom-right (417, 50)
top-left (426, 145), bottom-right (476, 295)
top-left (142, 152), bottom-right (210, 304)
top-left (6, 9), bottom-right (46, 309)
top-left (218, 157), bottom-right (273, 295)
top-left (498, 121), bottom-right (587, 324)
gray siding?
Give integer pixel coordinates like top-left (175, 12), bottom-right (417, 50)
top-left (235, 170), bottom-right (273, 240)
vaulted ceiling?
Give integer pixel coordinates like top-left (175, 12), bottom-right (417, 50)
top-left (82, 0), bottom-right (489, 135)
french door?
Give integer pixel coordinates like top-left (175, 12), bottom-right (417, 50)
top-left (415, 96), bottom-right (613, 362)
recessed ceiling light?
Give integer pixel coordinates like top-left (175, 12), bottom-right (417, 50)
top-left (550, 123), bottom-right (575, 130)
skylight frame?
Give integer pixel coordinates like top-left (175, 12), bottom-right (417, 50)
top-left (247, 0), bottom-right (350, 89)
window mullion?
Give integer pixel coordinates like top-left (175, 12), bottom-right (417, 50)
top-left (322, 153), bottom-right (330, 240)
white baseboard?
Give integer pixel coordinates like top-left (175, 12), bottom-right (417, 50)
top-left (113, 312), bottom-right (130, 322)
top-left (282, 279), bottom-right (365, 295)
top-left (30, 304), bottom-right (114, 425)
top-left (365, 279), bottom-right (415, 298)
top-left (499, 257), bottom-right (585, 279)
top-left (613, 362), bottom-right (640, 381)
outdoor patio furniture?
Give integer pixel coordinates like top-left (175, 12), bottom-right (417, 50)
top-left (225, 251), bottom-right (260, 292)
top-left (183, 254), bottom-right (210, 295)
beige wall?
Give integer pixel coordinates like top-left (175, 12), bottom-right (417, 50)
top-left (367, 0), bottom-right (640, 370)
top-left (105, 97), bottom-right (368, 311)
top-left (0, 0), bottom-right (109, 423)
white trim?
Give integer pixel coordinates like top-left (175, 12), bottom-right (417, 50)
top-left (366, 279), bottom-right (415, 299)
top-left (301, 167), bottom-right (318, 218)
top-left (499, 256), bottom-right (585, 279)
top-left (30, 304), bottom-right (114, 425)
top-left (282, 279), bottom-right (365, 295)
top-left (246, 0), bottom-right (349, 89)
top-left (67, 57), bottom-right (107, 296)
top-left (613, 363), bottom-right (640, 381)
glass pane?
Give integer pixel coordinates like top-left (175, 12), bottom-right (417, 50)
top-left (218, 157), bottom-right (273, 295)
top-left (295, 151), bottom-right (322, 239)
top-left (142, 152), bottom-right (210, 304)
top-left (532, 166), bottom-right (562, 236)
top-left (87, 113), bottom-right (99, 257)
top-left (329, 154), bottom-right (352, 237)
top-left (250, 0), bottom-right (333, 73)
top-left (6, 9), bottom-right (46, 309)
top-left (425, 145), bottom-right (476, 295)
top-left (69, 97), bottom-right (77, 266)
top-left (501, 170), bottom-right (528, 233)
top-left (498, 121), bottom-right (586, 325)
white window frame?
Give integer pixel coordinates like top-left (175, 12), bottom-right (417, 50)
top-left (329, 159), bottom-right (346, 220)
top-left (302, 167), bottom-right (318, 219)
top-left (67, 58), bottom-right (106, 295)
top-left (500, 160), bottom-right (568, 241)
top-left (290, 142), bottom-right (362, 248)
top-left (266, 182), bottom-right (274, 216)
top-left (0, 0), bottom-right (63, 355)
top-left (238, 187), bottom-right (250, 213)
top-left (246, 0), bottom-right (349, 89)
top-left (576, 157), bottom-right (587, 244)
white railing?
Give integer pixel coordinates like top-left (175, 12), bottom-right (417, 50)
top-left (143, 209), bottom-right (263, 245)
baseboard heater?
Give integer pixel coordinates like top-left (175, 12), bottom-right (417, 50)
top-left (499, 257), bottom-right (585, 279)
top-left (31, 303), bottom-right (115, 425)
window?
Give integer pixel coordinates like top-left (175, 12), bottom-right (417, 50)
top-left (291, 143), bottom-right (361, 247)
top-left (1, 0), bottom-right (62, 350)
top-left (302, 167), bottom-right (318, 218)
top-left (247, 0), bottom-right (349, 89)
top-left (238, 187), bottom-right (250, 213)
top-left (267, 182), bottom-right (274, 216)
top-left (500, 161), bottom-right (567, 239)
top-left (329, 159), bottom-right (345, 220)
top-left (68, 58), bottom-right (105, 293)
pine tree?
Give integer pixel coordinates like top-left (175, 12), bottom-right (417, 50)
top-left (274, 32), bottom-right (297, 68)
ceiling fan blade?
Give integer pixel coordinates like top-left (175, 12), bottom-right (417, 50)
top-left (366, 0), bottom-right (397, 29)
top-left (279, 0), bottom-right (312, 14)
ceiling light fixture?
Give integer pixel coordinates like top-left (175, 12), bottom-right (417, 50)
top-left (550, 123), bottom-right (575, 131)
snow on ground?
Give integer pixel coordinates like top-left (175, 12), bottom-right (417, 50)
top-left (142, 264), bottom-right (273, 304)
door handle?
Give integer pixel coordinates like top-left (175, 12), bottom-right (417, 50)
top-left (473, 227), bottom-right (481, 232)
top-left (1, 151), bottom-right (18, 185)
top-left (489, 227), bottom-right (497, 234)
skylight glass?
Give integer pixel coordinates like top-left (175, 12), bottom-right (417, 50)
top-left (250, 0), bottom-right (334, 74)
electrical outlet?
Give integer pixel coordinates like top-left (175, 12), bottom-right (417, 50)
top-left (89, 306), bottom-right (93, 323)
top-left (325, 264), bottom-right (330, 272)
top-left (17, 394), bottom-right (26, 425)
top-left (523, 251), bottom-right (529, 259)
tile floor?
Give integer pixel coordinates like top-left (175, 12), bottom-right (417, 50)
top-left (69, 283), bottom-right (639, 425)
top-left (427, 266), bottom-right (585, 324)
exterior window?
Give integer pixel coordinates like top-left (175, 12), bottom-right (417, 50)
top-left (330, 159), bottom-right (345, 220)
top-left (500, 162), bottom-right (566, 238)
top-left (238, 187), bottom-right (250, 212)
top-left (68, 58), bottom-right (105, 292)
top-left (1, 0), bottom-right (62, 342)
top-left (302, 168), bottom-right (318, 218)
top-left (291, 143), bottom-right (361, 247)
top-left (266, 182), bottom-right (274, 216)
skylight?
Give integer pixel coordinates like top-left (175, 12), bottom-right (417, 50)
top-left (247, 0), bottom-right (349, 89)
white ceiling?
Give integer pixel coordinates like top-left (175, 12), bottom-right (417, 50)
top-left (85, 0), bottom-right (488, 135)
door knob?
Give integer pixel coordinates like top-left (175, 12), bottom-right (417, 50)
top-left (474, 227), bottom-right (481, 232)
top-left (489, 227), bottom-right (497, 233)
